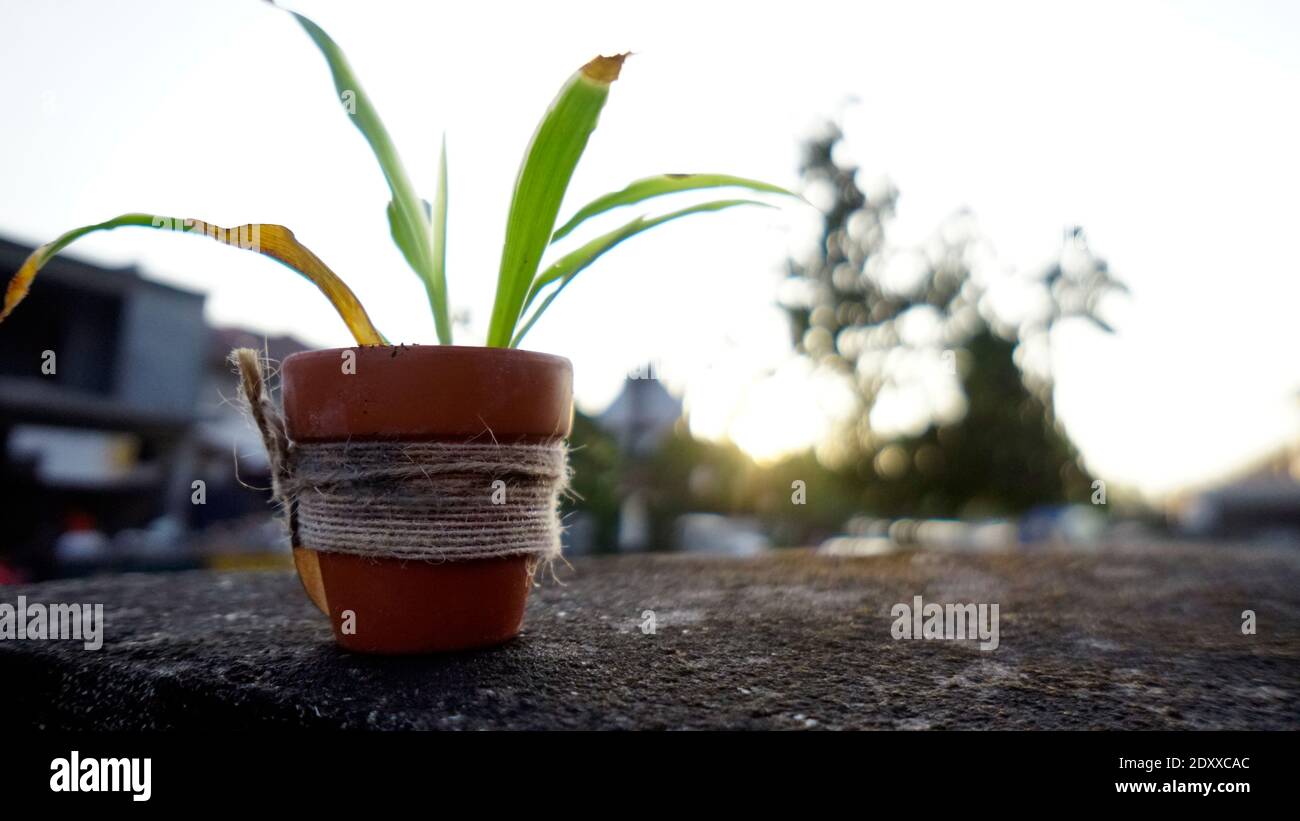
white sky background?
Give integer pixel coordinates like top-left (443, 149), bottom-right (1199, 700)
top-left (2, 0), bottom-right (1298, 500)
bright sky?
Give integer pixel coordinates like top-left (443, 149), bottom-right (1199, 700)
top-left (3, 0), bottom-right (1298, 500)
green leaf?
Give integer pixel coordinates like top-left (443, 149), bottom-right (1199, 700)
top-left (432, 134), bottom-right (448, 327)
top-left (288, 9), bottom-right (452, 343)
top-left (1, 214), bottom-right (386, 345)
top-left (511, 198), bottom-right (770, 347)
top-left (486, 54), bottom-right (628, 348)
top-left (387, 186), bottom-right (443, 295)
top-left (386, 199), bottom-right (422, 274)
top-left (552, 173), bottom-right (797, 242)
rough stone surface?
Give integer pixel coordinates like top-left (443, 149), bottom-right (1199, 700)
top-left (2, 545), bottom-right (1297, 729)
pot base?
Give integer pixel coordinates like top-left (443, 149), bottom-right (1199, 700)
top-left (301, 550), bottom-right (534, 654)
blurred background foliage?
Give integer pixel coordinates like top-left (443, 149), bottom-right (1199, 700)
top-left (780, 124), bottom-right (1126, 518)
top-left (566, 123), bottom-right (1129, 549)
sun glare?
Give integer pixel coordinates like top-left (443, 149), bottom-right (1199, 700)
top-left (687, 359), bottom-right (854, 464)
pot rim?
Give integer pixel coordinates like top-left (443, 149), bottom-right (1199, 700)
top-left (283, 343), bottom-right (571, 371)
top-left (279, 342), bottom-right (574, 442)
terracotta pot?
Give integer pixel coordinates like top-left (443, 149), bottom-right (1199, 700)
top-left (280, 345), bottom-right (573, 654)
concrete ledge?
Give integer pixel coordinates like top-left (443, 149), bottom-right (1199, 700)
top-left (2, 546), bottom-right (1297, 729)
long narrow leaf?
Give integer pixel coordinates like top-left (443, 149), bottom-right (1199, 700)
top-left (486, 54), bottom-right (628, 348)
top-left (288, 9), bottom-right (452, 343)
top-left (386, 198), bottom-right (425, 275)
top-left (511, 199), bottom-right (770, 347)
top-left (432, 134), bottom-right (448, 329)
top-left (0, 214), bottom-right (385, 345)
top-left (552, 173), bottom-right (796, 242)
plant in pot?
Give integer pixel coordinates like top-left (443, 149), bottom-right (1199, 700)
top-left (1, 7), bottom-right (794, 653)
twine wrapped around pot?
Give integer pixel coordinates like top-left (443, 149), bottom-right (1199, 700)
top-left (231, 348), bottom-right (569, 563)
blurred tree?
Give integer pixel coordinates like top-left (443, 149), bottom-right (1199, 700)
top-left (784, 124), bottom-right (1125, 517)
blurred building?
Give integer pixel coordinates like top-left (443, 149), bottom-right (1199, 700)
top-left (598, 370), bottom-right (683, 457)
top-left (0, 235), bottom-right (306, 578)
top-left (597, 371), bottom-right (682, 551)
top-left (0, 236), bottom-right (206, 576)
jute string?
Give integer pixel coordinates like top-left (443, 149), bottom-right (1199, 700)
top-left (232, 348), bottom-right (569, 563)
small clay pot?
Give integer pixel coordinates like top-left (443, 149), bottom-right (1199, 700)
top-left (280, 345), bottom-right (573, 654)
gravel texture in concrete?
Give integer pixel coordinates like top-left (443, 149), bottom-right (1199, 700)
top-left (1, 545), bottom-right (1297, 729)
